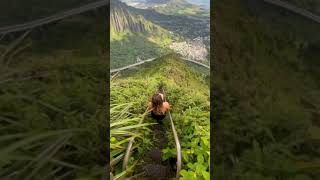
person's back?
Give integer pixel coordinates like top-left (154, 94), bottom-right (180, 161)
top-left (148, 93), bottom-right (170, 123)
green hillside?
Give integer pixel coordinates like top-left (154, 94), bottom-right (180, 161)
top-left (110, 0), bottom-right (177, 69)
top-left (110, 55), bottom-right (210, 179)
top-left (213, 0), bottom-right (320, 179)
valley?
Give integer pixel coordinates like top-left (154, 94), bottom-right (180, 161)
top-left (121, 0), bottom-right (209, 17)
top-left (111, 0), bottom-right (210, 69)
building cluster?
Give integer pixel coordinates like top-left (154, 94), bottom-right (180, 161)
top-left (169, 38), bottom-right (208, 61)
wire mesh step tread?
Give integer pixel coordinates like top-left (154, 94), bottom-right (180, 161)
top-left (142, 164), bottom-right (174, 179)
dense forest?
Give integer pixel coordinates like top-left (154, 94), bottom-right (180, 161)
top-left (213, 0), bottom-right (320, 179)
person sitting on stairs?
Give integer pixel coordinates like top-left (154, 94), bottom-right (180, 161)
top-left (148, 92), bottom-right (170, 124)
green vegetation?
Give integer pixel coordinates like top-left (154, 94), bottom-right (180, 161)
top-left (213, 0), bottom-right (320, 179)
top-left (110, 30), bottom-right (174, 69)
top-left (109, 102), bottom-right (153, 179)
top-left (110, 0), bottom-right (177, 69)
top-left (0, 13), bottom-right (107, 179)
top-left (110, 55), bottom-right (210, 179)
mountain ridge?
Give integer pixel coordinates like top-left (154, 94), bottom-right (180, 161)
top-left (110, 0), bottom-right (176, 68)
top-left (111, 0), bottom-right (155, 34)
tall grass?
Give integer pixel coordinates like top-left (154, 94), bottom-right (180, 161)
top-left (0, 53), bottom-right (107, 179)
top-left (110, 55), bottom-right (210, 179)
top-left (0, 10), bottom-right (108, 179)
top-left (110, 83), bottom-right (154, 179)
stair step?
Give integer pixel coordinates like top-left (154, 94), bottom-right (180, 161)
top-left (142, 164), bottom-right (173, 179)
top-left (145, 148), bottom-right (162, 163)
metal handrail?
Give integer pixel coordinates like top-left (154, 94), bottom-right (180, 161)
top-left (122, 109), bottom-right (148, 172)
top-left (180, 57), bottom-right (210, 69)
top-left (162, 88), bottom-right (182, 179)
top-left (121, 87), bottom-right (182, 179)
top-left (168, 110), bottom-right (182, 179)
top-left (110, 58), bottom-right (156, 73)
top-left (0, 0), bottom-right (109, 34)
top-left (263, 0), bottom-right (320, 24)
top-left (110, 56), bottom-right (210, 74)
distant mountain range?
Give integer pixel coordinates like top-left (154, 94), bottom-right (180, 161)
top-left (153, 0), bottom-right (209, 20)
top-left (110, 0), bottom-right (177, 38)
top-left (110, 0), bottom-right (176, 68)
top-left (120, 0), bottom-right (209, 16)
top-left (120, 0), bottom-right (209, 6)
top-left (111, 0), bottom-right (209, 68)
top-left (146, 0), bottom-right (169, 3)
top-left (186, 0), bottom-right (210, 7)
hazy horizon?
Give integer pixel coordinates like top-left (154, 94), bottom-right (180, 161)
top-left (121, 0), bottom-right (210, 7)
top-left (186, 0), bottom-right (210, 7)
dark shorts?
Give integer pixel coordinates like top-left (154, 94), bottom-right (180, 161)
top-left (151, 111), bottom-right (166, 121)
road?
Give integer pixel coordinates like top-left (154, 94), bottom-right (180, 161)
top-left (263, 0), bottom-right (320, 24)
top-left (0, 0), bottom-right (109, 34)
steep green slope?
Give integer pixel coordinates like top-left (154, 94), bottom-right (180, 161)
top-left (110, 55), bottom-right (210, 179)
top-left (213, 0), bottom-right (320, 179)
top-left (110, 0), bottom-right (176, 69)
